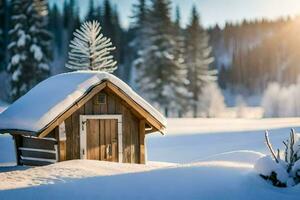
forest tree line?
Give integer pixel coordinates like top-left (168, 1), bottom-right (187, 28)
top-left (0, 0), bottom-right (300, 116)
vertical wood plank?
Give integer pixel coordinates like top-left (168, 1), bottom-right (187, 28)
top-left (105, 119), bottom-right (111, 161)
top-left (139, 120), bottom-right (146, 164)
top-left (124, 107), bottom-right (131, 163)
top-left (99, 119), bottom-right (106, 160)
top-left (54, 127), bottom-right (60, 161)
top-left (133, 117), bottom-right (140, 163)
top-left (86, 119), bottom-right (100, 160)
top-left (65, 116), bottom-right (73, 160)
top-left (92, 95), bottom-right (101, 115)
top-left (130, 114), bottom-right (135, 163)
top-left (107, 93), bottom-right (116, 114)
top-left (111, 119), bottom-right (118, 162)
top-left (59, 141), bottom-right (66, 161)
top-left (115, 98), bottom-right (121, 115)
top-left (71, 110), bottom-right (80, 159)
top-left (100, 92), bottom-right (108, 114)
top-left (13, 135), bottom-right (22, 165)
top-left (84, 100), bottom-right (93, 115)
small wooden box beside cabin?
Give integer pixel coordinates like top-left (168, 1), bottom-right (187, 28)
top-left (0, 72), bottom-right (166, 166)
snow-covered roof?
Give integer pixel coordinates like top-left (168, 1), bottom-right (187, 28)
top-left (0, 71), bottom-right (166, 135)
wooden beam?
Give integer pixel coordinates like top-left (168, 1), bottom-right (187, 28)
top-left (38, 83), bottom-right (107, 138)
top-left (0, 130), bottom-right (35, 136)
top-left (106, 82), bottom-right (165, 134)
top-left (12, 135), bottom-right (22, 165)
top-left (139, 120), bottom-right (145, 164)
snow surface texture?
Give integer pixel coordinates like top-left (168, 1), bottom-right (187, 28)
top-left (165, 118), bottom-right (300, 135)
top-left (1, 118), bottom-right (300, 199)
top-left (1, 154), bottom-right (300, 199)
top-left (0, 71), bottom-right (166, 134)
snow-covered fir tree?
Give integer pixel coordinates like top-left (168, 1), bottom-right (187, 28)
top-left (66, 20), bottom-right (117, 72)
top-left (172, 6), bottom-right (190, 116)
top-left (135, 0), bottom-right (189, 116)
top-left (185, 6), bottom-right (216, 117)
top-left (130, 0), bottom-right (149, 88)
top-left (7, 0), bottom-right (52, 101)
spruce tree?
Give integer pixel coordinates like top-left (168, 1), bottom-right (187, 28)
top-left (49, 4), bottom-right (63, 52)
top-left (7, 0), bottom-right (52, 101)
top-left (0, 0), bottom-right (7, 71)
top-left (65, 21), bottom-right (117, 72)
top-left (102, 0), bottom-right (123, 76)
top-left (86, 0), bottom-right (101, 22)
top-left (185, 6), bottom-right (216, 117)
top-left (135, 0), bottom-right (188, 116)
top-left (130, 0), bottom-right (149, 87)
top-left (173, 6), bottom-right (190, 117)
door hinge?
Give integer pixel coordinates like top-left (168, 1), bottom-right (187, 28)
top-left (81, 120), bottom-right (86, 131)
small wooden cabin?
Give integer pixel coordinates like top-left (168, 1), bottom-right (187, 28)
top-left (0, 72), bottom-right (166, 166)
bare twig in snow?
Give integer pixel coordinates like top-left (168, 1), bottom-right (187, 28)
top-left (265, 130), bottom-right (279, 163)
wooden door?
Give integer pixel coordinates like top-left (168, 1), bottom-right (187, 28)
top-left (86, 119), bottom-right (118, 162)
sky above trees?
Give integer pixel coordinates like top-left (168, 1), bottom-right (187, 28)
top-left (49, 0), bottom-right (300, 28)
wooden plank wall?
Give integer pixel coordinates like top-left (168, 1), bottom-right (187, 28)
top-left (15, 129), bottom-right (58, 166)
top-left (62, 88), bottom-right (142, 163)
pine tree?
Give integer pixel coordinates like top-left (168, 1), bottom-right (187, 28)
top-left (185, 6), bottom-right (216, 117)
top-left (102, 0), bottom-right (123, 77)
top-left (135, 0), bottom-right (189, 116)
top-left (27, 0), bottom-right (52, 82)
top-left (49, 4), bottom-right (63, 52)
top-left (102, 0), bottom-right (113, 37)
top-left (65, 20), bottom-right (117, 72)
top-left (0, 0), bottom-right (7, 71)
top-left (173, 6), bottom-right (189, 117)
top-left (86, 0), bottom-right (101, 22)
top-left (7, 0), bottom-right (52, 101)
top-left (130, 0), bottom-right (149, 86)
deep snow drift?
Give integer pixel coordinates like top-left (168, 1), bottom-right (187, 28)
top-left (1, 118), bottom-right (300, 199)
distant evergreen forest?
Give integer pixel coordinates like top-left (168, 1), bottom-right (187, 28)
top-left (0, 0), bottom-right (299, 104)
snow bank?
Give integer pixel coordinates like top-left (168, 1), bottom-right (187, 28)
top-left (0, 160), bottom-right (176, 190)
top-left (0, 71), bottom-right (166, 134)
top-left (1, 159), bottom-right (300, 200)
top-left (254, 156), bottom-right (289, 183)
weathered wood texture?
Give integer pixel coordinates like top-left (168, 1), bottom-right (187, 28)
top-left (62, 88), bottom-right (144, 163)
top-left (15, 129), bottom-right (58, 166)
top-left (139, 120), bottom-right (146, 164)
top-left (86, 119), bottom-right (118, 161)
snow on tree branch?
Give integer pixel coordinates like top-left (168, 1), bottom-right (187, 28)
top-left (66, 20), bottom-right (117, 72)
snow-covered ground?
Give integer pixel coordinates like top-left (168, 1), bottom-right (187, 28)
top-left (1, 118), bottom-right (300, 199)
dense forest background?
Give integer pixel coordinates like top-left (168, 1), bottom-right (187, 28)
top-left (1, 0), bottom-right (300, 116)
